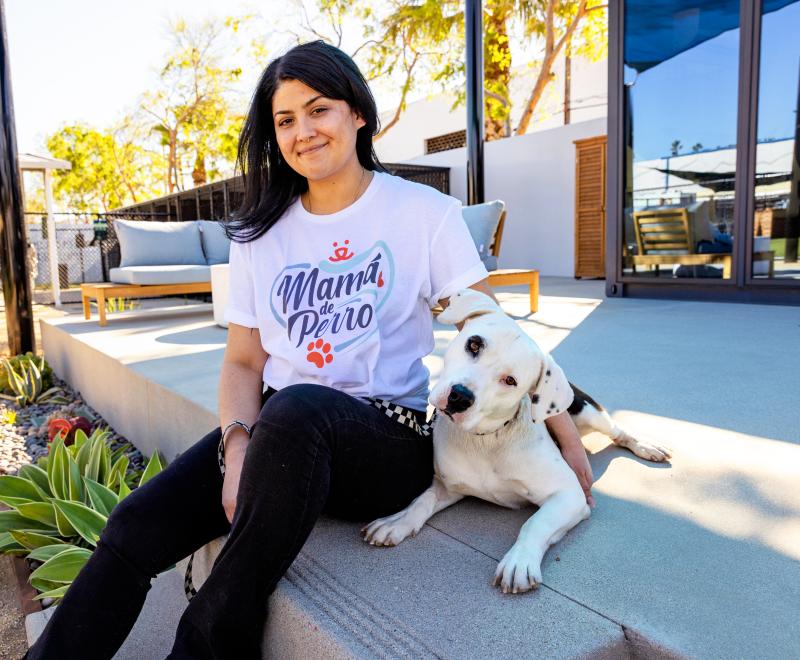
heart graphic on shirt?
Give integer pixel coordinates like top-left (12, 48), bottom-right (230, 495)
top-left (269, 241), bottom-right (395, 358)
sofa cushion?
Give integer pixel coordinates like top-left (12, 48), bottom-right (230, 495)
top-left (109, 265), bottom-right (211, 285)
top-left (114, 219), bottom-right (206, 268)
top-left (462, 200), bottom-right (504, 272)
top-left (197, 220), bottom-right (231, 265)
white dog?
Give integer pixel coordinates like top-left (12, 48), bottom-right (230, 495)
top-left (362, 289), bottom-right (670, 594)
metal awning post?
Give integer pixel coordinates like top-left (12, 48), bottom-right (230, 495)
top-left (465, 0), bottom-right (485, 205)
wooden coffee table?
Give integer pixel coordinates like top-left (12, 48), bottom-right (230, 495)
top-left (80, 282), bottom-right (212, 327)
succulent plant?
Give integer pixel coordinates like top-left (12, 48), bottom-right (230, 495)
top-left (0, 354), bottom-right (67, 408)
top-left (0, 430), bottom-right (164, 602)
top-left (47, 416), bottom-right (93, 446)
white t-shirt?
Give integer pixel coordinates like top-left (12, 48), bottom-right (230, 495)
top-left (223, 170), bottom-right (488, 410)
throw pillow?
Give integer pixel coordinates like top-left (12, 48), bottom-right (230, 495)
top-left (461, 200), bottom-right (505, 272)
top-left (197, 220), bottom-right (232, 265)
top-left (114, 220), bottom-right (206, 267)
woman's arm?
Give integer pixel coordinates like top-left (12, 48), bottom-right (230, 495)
top-left (219, 323), bottom-right (270, 522)
top-left (546, 411), bottom-right (595, 507)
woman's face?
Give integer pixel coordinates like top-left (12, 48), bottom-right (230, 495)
top-left (272, 79), bottom-right (366, 181)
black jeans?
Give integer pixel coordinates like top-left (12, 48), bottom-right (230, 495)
top-left (26, 384), bottom-right (433, 660)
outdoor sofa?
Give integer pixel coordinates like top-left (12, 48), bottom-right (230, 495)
top-left (80, 219), bottom-right (230, 326)
top-left (81, 199), bottom-right (537, 327)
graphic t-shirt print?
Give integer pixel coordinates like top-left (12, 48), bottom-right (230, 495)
top-left (270, 239), bottom-right (394, 371)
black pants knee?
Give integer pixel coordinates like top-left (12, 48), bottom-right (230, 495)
top-left (26, 385), bottom-right (433, 660)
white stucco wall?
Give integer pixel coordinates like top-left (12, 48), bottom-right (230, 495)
top-left (373, 56), bottom-right (607, 163)
top-left (402, 117), bottom-right (607, 277)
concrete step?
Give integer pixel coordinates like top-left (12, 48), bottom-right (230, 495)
top-left (36, 286), bottom-right (800, 658)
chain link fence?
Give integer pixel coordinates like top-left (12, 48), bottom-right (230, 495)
top-left (21, 212), bottom-right (178, 306)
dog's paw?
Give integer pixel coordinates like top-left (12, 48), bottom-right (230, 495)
top-left (361, 512), bottom-right (418, 547)
top-left (492, 544), bottom-right (543, 594)
top-left (631, 441), bottom-right (672, 462)
top-left (615, 431), bottom-right (672, 462)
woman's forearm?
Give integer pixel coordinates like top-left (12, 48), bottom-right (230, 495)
top-left (218, 361), bottom-right (264, 454)
top-left (545, 410), bottom-right (582, 448)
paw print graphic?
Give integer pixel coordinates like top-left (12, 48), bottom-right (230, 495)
top-left (306, 338), bottom-right (333, 369)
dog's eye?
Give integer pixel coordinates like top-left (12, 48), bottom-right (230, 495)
top-left (503, 376), bottom-right (517, 387)
top-left (466, 335), bottom-right (484, 356)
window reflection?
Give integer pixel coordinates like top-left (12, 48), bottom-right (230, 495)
top-left (623, 0), bottom-right (740, 279)
top-left (752, 0), bottom-right (800, 280)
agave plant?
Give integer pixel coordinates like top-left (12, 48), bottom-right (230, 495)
top-left (0, 428), bottom-right (164, 601)
top-left (0, 351), bottom-right (54, 395)
top-left (0, 355), bottom-right (67, 408)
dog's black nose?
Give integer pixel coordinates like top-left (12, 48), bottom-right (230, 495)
top-left (445, 384), bottom-right (475, 413)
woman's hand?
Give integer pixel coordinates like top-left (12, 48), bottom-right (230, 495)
top-left (221, 430), bottom-right (249, 523)
top-left (545, 411), bottom-right (595, 507)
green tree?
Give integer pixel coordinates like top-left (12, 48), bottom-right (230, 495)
top-left (297, 0), bottom-right (606, 140)
top-left (139, 17), bottom-right (250, 191)
top-left (45, 124), bottom-right (162, 212)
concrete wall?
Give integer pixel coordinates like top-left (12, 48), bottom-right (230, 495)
top-left (402, 118), bottom-right (607, 277)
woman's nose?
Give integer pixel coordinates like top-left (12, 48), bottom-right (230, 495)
top-left (295, 116), bottom-right (317, 143)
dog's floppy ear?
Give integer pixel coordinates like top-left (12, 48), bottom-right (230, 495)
top-left (529, 353), bottom-right (574, 423)
top-left (436, 288), bottom-right (501, 326)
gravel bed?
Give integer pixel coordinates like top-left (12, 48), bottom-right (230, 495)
top-left (0, 373), bottom-right (146, 476)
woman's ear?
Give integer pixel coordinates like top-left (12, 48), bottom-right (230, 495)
top-left (529, 354), bottom-right (574, 423)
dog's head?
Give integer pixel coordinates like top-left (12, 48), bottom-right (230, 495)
top-left (431, 289), bottom-right (573, 434)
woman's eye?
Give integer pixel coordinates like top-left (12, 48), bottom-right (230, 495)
top-left (279, 108), bottom-right (325, 128)
top-left (504, 376), bottom-right (517, 387)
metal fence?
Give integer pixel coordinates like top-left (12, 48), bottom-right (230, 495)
top-left (22, 211), bottom-right (168, 305)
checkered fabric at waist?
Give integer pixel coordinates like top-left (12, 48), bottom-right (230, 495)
top-left (216, 397), bottom-right (431, 477)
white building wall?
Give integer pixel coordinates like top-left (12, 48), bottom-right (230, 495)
top-left (374, 56), bottom-right (607, 163)
top-left (402, 117), bottom-right (607, 277)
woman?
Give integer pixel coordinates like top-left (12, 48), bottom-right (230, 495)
top-left (26, 40), bottom-right (593, 659)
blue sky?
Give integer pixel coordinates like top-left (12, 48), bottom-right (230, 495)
top-left (5, 0), bottom-right (405, 154)
top-left (7, 0), bottom-right (550, 156)
top-left (626, 1), bottom-right (800, 161)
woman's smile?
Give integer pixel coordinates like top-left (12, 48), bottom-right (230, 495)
top-left (299, 143), bottom-right (328, 156)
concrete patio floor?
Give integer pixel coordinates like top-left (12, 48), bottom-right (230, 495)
top-left (34, 278), bottom-right (800, 659)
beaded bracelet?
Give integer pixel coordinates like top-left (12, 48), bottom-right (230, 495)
top-left (221, 420), bottom-right (252, 452)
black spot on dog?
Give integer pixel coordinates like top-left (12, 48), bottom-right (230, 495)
top-left (465, 335), bottom-right (484, 358)
top-left (568, 382), bottom-right (605, 415)
top-left (531, 394), bottom-right (540, 404)
top-left (546, 370), bottom-right (551, 376)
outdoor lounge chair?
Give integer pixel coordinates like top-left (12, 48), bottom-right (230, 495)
top-left (462, 200), bottom-right (539, 313)
top-left (628, 208), bottom-right (775, 278)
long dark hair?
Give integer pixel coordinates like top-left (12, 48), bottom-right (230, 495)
top-left (226, 40), bottom-right (386, 243)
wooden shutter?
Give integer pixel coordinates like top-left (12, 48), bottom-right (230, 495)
top-left (574, 136), bottom-right (607, 278)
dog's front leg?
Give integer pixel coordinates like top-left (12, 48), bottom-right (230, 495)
top-left (361, 477), bottom-right (463, 547)
top-left (493, 489), bottom-right (589, 594)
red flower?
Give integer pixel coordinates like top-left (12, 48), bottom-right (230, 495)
top-left (47, 416), bottom-right (92, 446)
